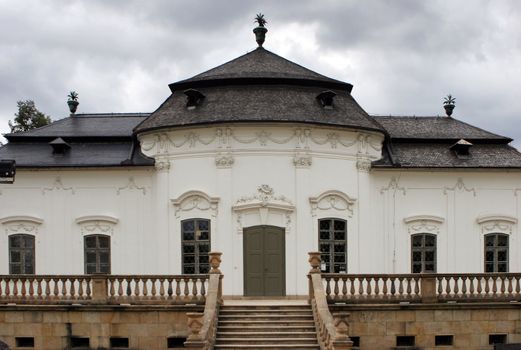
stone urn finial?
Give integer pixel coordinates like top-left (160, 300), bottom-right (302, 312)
top-left (67, 91), bottom-right (79, 114)
top-left (308, 251), bottom-right (321, 274)
top-left (443, 94), bottom-right (456, 117)
top-left (253, 13), bottom-right (268, 47)
top-left (208, 251), bottom-right (222, 274)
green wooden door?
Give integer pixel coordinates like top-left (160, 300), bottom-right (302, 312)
top-left (244, 226), bottom-right (285, 296)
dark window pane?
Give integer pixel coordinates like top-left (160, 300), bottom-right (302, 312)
top-left (98, 236), bottom-right (110, 248)
top-left (333, 243), bottom-right (345, 253)
top-left (99, 252), bottom-right (110, 264)
top-left (424, 235), bottom-right (435, 246)
top-left (485, 236), bottom-right (494, 246)
top-left (412, 236), bottom-right (422, 247)
top-left (10, 251), bottom-right (21, 263)
top-left (485, 263), bottom-right (494, 272)
top-left (334, 231), bottom-right (345, 240)
top-left (184, 265), bottom-right (195, 274)
top-left (411, 234), bottom-right (436, 273)
top-left (86, 252), bottom-right (97, 264)
top-left (99, 264), bottom-right (110, 273)
top-left (183, 231), bottom-right (195, 241)
top-left (23, 236), bottom-right (34, 248)
top-left (424, 264), bottom-right (435, 272)
top-left (85, 236), bottom-right (96, 248)
top-left (198, 220), bottom-right (209, 231)
top-left (9, 236), bottom-right (21, 248)
top-left (183, 244), bottom-right (195, 254)
top-left (198, 244), bottom-right (209, 253)
top-left (320, 231), bottom-right (330, 240)
top-left (425, 251), bottom-right (435, 261)
top-left (485, 251), bottom-right (494, 262)
top-left (334, 254), bottom-right (345, 263)
top-left (199, 265), bottom-right (210, 273)
top-left (183, 256), bottom-right (195, 264)
top-left (183, 221), bottom-right (194, 231)
top-left (333, 221), bottom-right (345, 231)
top-left (498, 251), bottom-right (507, 261)
top-left (497, 235), bottom-right (508, 246)
top-left (412, 251), bottom-right (421, 261)
top-left (319, 244), bottom-right (329, 253)
top-left (498, 263), bottom-right (508, 272)
top-left (199, 255), bottom-right (209, 264)
top-left (198, 231), bottom-right (209, 240)
top-left (86, 264), bottom-right (97, 274)
top-left (23, 263), bottom-right (34, 274)
top-left (319, 220), bottom-right (330, 230)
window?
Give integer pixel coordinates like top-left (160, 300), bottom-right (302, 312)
top-left (84, 235), bottom-right (110, 274)
top-left (485, 233), bottom-right (508, 272)
top-left (318, 218), bottom-right (347, 273)
top-left (435, 335), bottom-right (453, 346)
top-left (182, 219), bottom-right (210, 274)
top-left (9, 234), bottom-right (35, 274)
top-left (411, 233), bottom-right (436, 273)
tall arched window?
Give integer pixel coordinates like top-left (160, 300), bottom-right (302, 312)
top-left (182, 219), bottom-right (211, 274)
top-left (318, 218), bottom-right (347, 273)
top-left (84, 235), bottom-right (110, 274)
top-left (485, 233), bottom-right (508, 272)
top-left (411, 233), bottom-right (436, 273)
top-left (9, 234), bottom-right (35, 274)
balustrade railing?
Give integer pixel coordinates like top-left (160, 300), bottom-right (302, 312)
top-left (437, 273), bottom-right (521, 301)
top-left (0, 274), bottom-right (208, 305)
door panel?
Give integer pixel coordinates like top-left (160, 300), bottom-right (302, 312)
top-left (244, 226), bottom-right (285, 296)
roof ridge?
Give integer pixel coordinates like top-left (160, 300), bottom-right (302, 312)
top-left (4, 116), bottom-right (71, 137)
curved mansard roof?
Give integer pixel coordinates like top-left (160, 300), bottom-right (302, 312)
top-left (134, 47), bottom-right (384, 134)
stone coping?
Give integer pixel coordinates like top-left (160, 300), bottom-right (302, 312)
top-left (330, 301), bottom-right (521, 311)
top-left (0, 304), bottom-right (204, 312)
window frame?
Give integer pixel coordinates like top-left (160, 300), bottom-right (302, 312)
top-left (181, 218), bottom-right (211, 274)
top-left (84, 234), bottom-right (111, 274)
top-left (484, 233), bottom-right (509, 273)
top-left (8, 234), bottom-right (35, 274)
top-left (318, 218), bottom-right (348, 273)
top-left (411, 233), bottom-right (437, 273)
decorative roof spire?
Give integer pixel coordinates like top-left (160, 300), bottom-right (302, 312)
top-left (253, 13), bottom-right (268, 47)
top-left (443, 94), bottom-right (455, 117)
top-left (67, 91), bottom-right (79, 115)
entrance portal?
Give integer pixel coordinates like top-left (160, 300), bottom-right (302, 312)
top-left (243, 225), bottom-right (285, 296)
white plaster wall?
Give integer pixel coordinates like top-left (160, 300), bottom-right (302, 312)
top-left (1, 123), bottom-right (520, 297)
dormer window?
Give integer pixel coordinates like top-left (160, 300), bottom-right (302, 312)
top-left (316, 90), bottom-right (337, 109)
top-left (450, 139), bottom-right (472, 158)
top-left (49, 137), bottom-right (70, 155)
top-left (184, 89), bottom-right (205, 110)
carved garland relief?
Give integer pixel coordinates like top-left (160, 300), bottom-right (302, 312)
top-left (171, 191), bottom-right (220, 218)
top-left (309, 190), bottom-right (356, 217)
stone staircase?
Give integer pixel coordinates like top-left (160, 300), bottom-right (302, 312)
top-left (214, 303), bottom-right (319, 349)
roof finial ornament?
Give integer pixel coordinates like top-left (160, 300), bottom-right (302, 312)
top-left (67, 91), bottom-right (79, 115)
top-left (443, 94), bottom-right (455, 117)
top-left (253, 13), bottom-right (268, 47)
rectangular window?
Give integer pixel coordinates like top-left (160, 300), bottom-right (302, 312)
top-left (84, 235), bottom-right (110, 274)
top-left (9, 235), bottom-right (35, 274)
top-left (489, 334), bottom-right (507, 344)
top-left (485, 234), bottom-right (508, 272)
top-left (435, 335), bottom-right (453, 346)
top-left (411, 233), bottom-right (436, 273)
top-left (318, 219), bottom-right (347, 273)
top-left (182, 219), bottom-right (210, 274)
top-left (396, 336), bottom-right (415, 346)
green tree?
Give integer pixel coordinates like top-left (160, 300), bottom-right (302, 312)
top-left (8, 100), bottom-right (52, 133)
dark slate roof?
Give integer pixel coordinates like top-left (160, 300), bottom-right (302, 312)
top-left (134, 47), bottom-right (384, 133)
top-left (373, 142), bottom-right (521, 168)
top-left (135, 85), bottom-right (383, 133)
top-left (177, 47), bottom-right (347, 86)
top-left (1, 113), bottom-right (154, 168)
top-left (373, 116), bottom-right (510, 141)
top-left (371, 116), bottom-right (521, 168)
top-left (5, 113), bottom-right (150, 140)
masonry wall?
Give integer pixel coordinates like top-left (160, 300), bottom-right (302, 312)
top-left (0, 305), bottom-right (199, 350)
top-left (331, 304), bottom-right (521, 350)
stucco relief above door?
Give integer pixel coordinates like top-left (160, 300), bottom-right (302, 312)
top-left (232, 185), bottom-right (294, 234)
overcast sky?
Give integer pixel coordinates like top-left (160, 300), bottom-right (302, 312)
top-left (0, 0), bottom-right (520, 147)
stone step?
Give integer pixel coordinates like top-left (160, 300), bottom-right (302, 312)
top-left (221, 305), bottom-right (310, 310)
top-left (220, 308), bottom-right (312, 315)
top-left (217, 331), bottom-right (317, 338)
top-left (215, 346), bottom-right (319, 349)
top-left (215, 337), bottom-right (318, 345)
top-left (218, 320), bottom-right (315, 327)
top-left (218, 325), bottom-right (316, 332)
top-left (219, 314), bottom-right (313, 321)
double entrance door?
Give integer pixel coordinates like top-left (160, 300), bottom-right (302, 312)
top-left (243, 225), bottom-right (285, 296)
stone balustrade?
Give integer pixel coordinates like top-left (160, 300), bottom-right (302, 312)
top-left (0, 274), bottom-right (208, 305)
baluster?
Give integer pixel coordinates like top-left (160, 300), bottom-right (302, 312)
top-left (374, 277), bottom-right (380, 298)
top-left (492, 276), bottom-right (498, 296)
top-left (70, 278), bottom-right (76, 299)
top-left (159, 278), bottom-right (165, 299)
top-left (453, 277), bottom-right (460, 298)
top-left (78, 278), bottom-right (85, 299)
top-left (125, 278), bottom-right (132, 297)
top-left (192, 278), bottom-right (198, 300)
top-left (325, 277), bottom-right (331, 301)
top-left (507, 276), bottom-right (513, 298)
top-left (52, 278), bottom-right (59, 299)
top-left (0, 278), bottom-right (4, 298)
top-left (184, 277), bottom-right (190, 300)
top-left (341, 277), bottom-right (347, 300)
top-left (477, 276), bottom-right (483, 297)
top-left (446, 277), bottom-right (453, 298)
top-left (86, 278), bottom-right (91, 298)
top-left (142, 278), bottom-right (148, 298)
top-left (500, 276), bottom-right (506, 299)
top-left (414, 276), bottom-right (420, 297)
top-left (109, 278), bottom-right (115, 297)
top-left (117, 278), bottom-right (123, 297)
top-left (5, 277), bottom-right (11, 298)
top-left (334, 277), bottom-right (339, 300)
top-left (382, 277), bottom-right (388, 298)
top-left (390, 277), bottom-right (396, 297)
top-left (406, 277), bottom-right (412, 298)
top-left (469, 276), bottom-right (475, 298)
top-left (13, 277), bottom-right (19, 298)
top-left (515, 276), bottom-right (521, 298)
top-left (20, 277), bottom-right (27, 298)
top-left (349, 277), bottom-right (355, 297)
top-left (358, 277), bottom-right (364, 299)
top-left (168, 278), bottom-right (175, 299)
top-left (151, 278), bottom-right (157, 299)
top-left (398, 277), bottom-right (404, 297)
top-left (366, 277), bottom-right (373, 298)
top-left (200, 278), bottom-right (206, 298)
top-left (461, 276), bottom-right (467, 299)
top-left (175, 278), bottom-right (181, 299)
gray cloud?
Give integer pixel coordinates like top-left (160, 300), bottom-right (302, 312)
top-left (0, 0), bottom-right (520, 148)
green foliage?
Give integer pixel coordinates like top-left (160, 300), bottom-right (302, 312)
top-left (8, 100), bottom-right (52, 133)
top-left (255, 13), bottom-right (267, 27)
top-left (443, 94), bottom-right (456, 105)
top-left (67, 91), bottom-right (78, 101)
